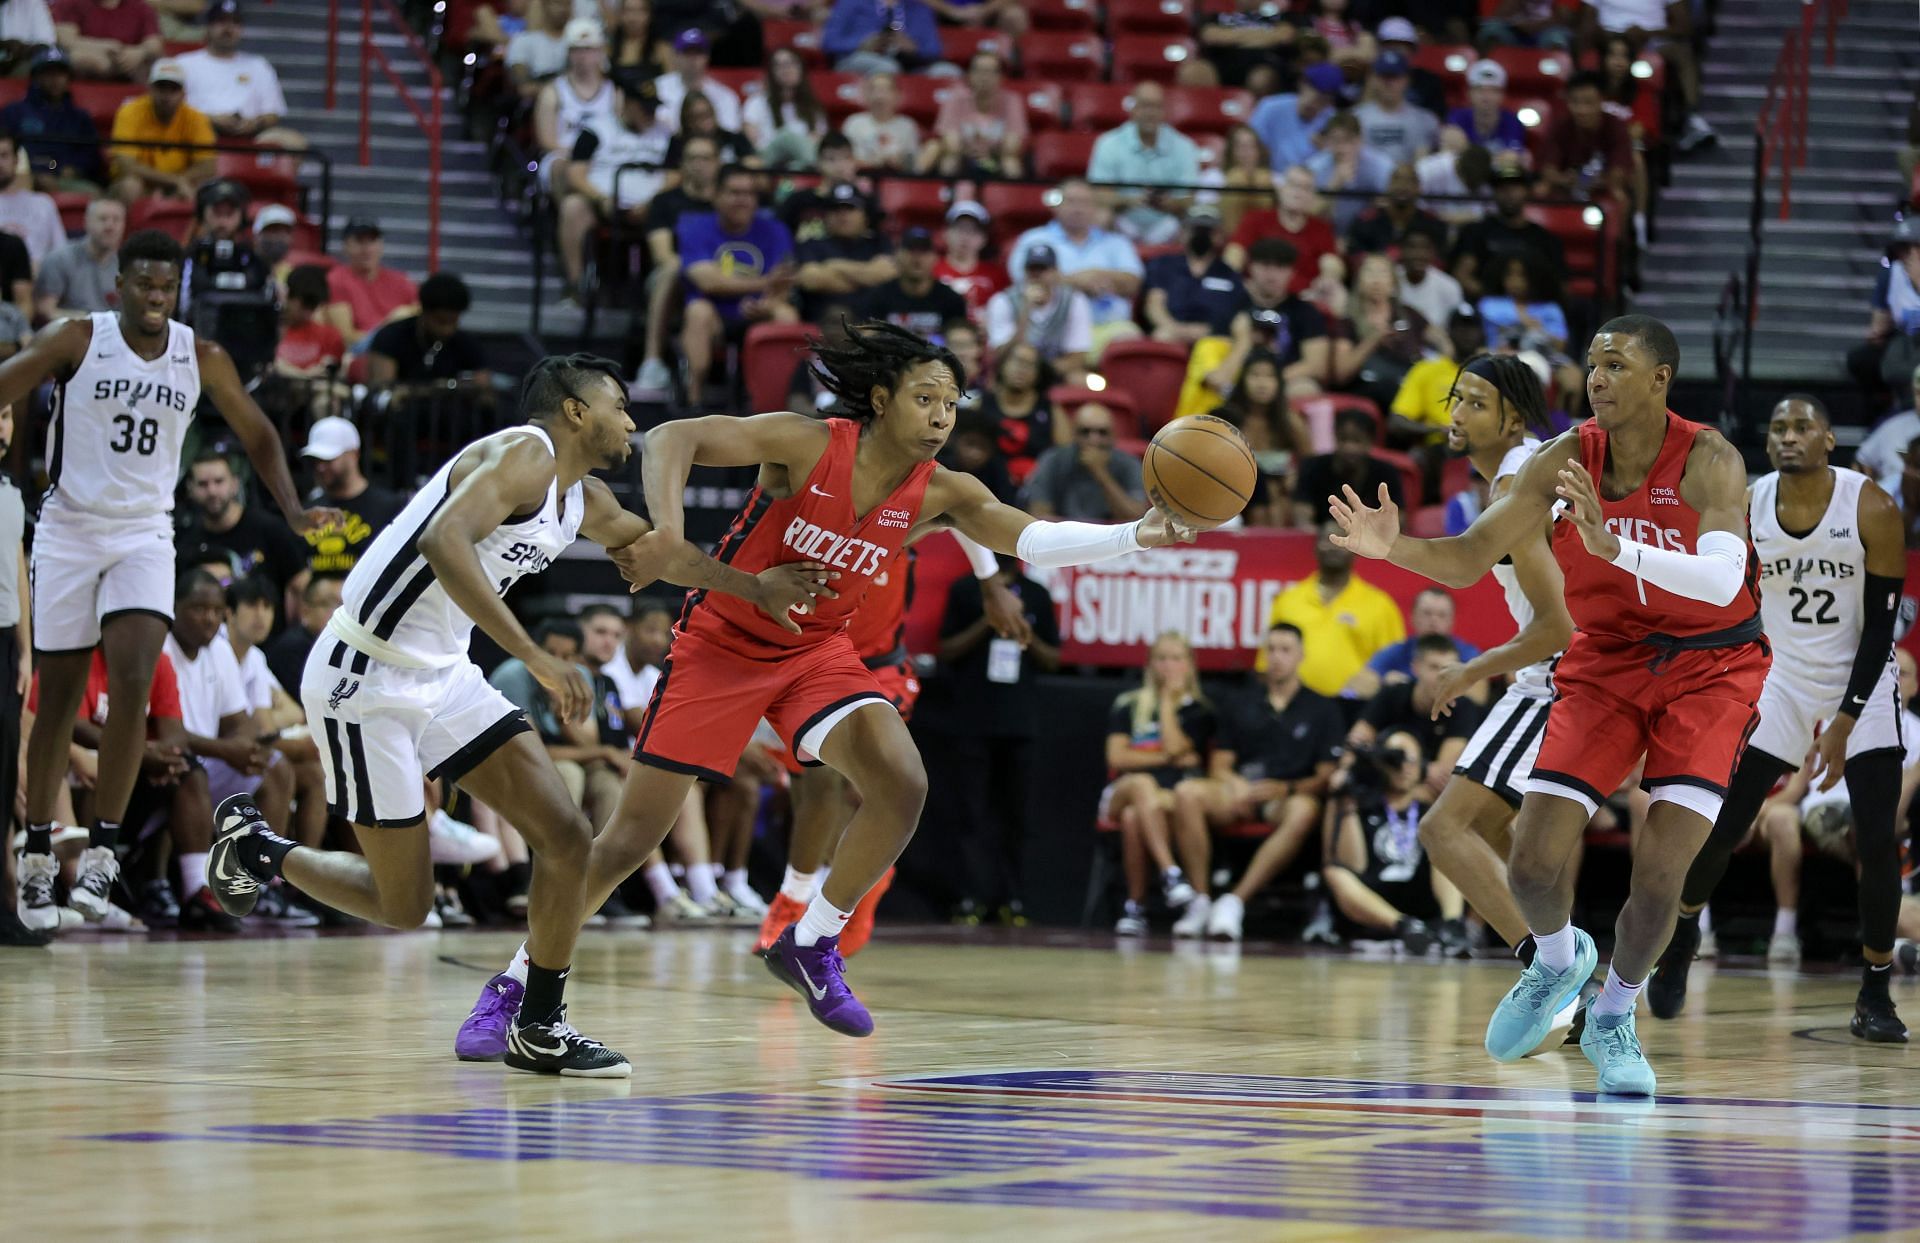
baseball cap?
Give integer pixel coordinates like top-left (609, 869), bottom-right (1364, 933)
top-left (1301, 63), bottom-right (1345, 96)
top-left (827, 181), bottom-right (864, 207)
top-left (29, 47), bottom-right (70, 75)
top-left (672, 26), bottom-right (709, 53)
top-left (1373, 51), bottom-right (1410, 78)
top-left (1467, 58), bottom-right (1507, 89)
top-left (563, 17), bottom-right (604, 48)
top-left (254, 203), bottom-right (296, 231)
top-left (1489, 163), bottom-right (1531, 186)
top-left (201, 179), bottom-right (248, 207)
top-left (1376, 16), bottom-right (1416, 44)
top-left (1025, 242), bottom-right (1058, 270)
top-left (344, 215), bottom-right (382, 237)
top-left (301, 417), bottom-right (361, 461)
top-left (1185, 201), bottom-right (1222, 226)
top-left (204, 0), bottom-right (241, 20)
top-left (150, 58), bottom-right (186, 86)
top-left (946, 199), bottom-right (990, 226)
top-left (901, 226), bottom-right (935, 250)
top-left (614, 70), bottom-right (658, 108)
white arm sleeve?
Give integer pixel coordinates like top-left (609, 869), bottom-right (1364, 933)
top-left (952, 530), bottom-right (1001, 579)
top-left (1015, 518), bottom-right (1145, 569)
top-left (1609, 529), bottom-right (1748, 607)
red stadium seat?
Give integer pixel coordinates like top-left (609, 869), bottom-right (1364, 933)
top-left (1163, 85), bottom-right (1255, 138)
top-left (0, 80), bottom-right (24, 110)
top-left (72, 82), bottom-right (143, 135)
top-left (1577, 48), bottom-right (1666, 144)
top-left (1050, 385), bottom-right (1140, 439)
top-left (1031, 131), bottom-right (1098, 179)
top-left (1525, 201), bottom-right (1616, 301)
top-left (1109, 36), bottom-right (1198, 85)
top-left (1107, 0), bottom-right (1193, 35)
top-left (893, 75), bottom-right (962, 129)
top-left (941, 27), bottom-right (1015, 67)
top-left (1026, 0), bottom-right (1100, 32)
top-left (1487, 47), bottom-right (1573, 101)
top-left (743, 323), bottom-right (821, 415)
top-left (980, 181), bottom-right (1055, 249)
top-left (1018, 83), bottom-right (1068, 133)
top-left (814, 71), bottom-right (862, 125)
top-left (1020, 31), bottom-right (1105, 82)
top-left (282, 248), bottom-right (336, 274)
top-left (1096, 338), bottom-right (1191, 433)
top-left (54, 191), bottom-right (89, 235)
top-left (1371, 448), bottom-right (1426, 507)
top-left (875, 178), bottom-right (952, 235)
top-left (1440, 454), bottom-right (1476, 504)
top-left (763, 18), bottom-right (825, 68)
top-left (128, 196), bottom-right (195, 242)
top-left (1411, 43), bottom-right (1474, 110)
top-left (217, 151), bottom-right (300, 207)
top-left (708, 67), bottom-right (760, 97)
top-left (1068, 83), bottom-right (1134, 132)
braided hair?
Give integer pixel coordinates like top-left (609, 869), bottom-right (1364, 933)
top-left (1451, 353), bottom-right (1552, 437)
top-left (809, 319), bottom-right (965, 424)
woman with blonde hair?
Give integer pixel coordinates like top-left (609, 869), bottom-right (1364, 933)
top-left (1104, 631), bottom-right (1217, 935)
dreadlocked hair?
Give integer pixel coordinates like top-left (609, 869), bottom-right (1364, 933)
top-left (808, 318), bottom-right (965, 423)
top-left (1452, 353), bottom-right (1552, 436)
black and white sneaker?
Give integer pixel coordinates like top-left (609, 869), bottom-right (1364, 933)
top-left (504, 1008), bottom-right (632, 1078)
top-left (68, 845), bottom-right (119, 921)
top-left (16, 851), bottom-right (60, 932)
top-left (209, 793), bottom-right (268, 917)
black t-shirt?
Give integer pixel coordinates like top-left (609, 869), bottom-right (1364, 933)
top-left (263, 622), bottom-right (317, 696)
top-left (1221, 684), bottom-right (1344, 782)
top-left (0, 232), bottom-right (29, 296)
top-left (664, 128), bottom-right (752, 167)
top-left (1293, 452), bottom-right (1403, 525)
top-left (1243, 293), bottom-right (1328, 372)
top-left (1350, 793), bottom-right (1433, 895)
top-left (1145, 254), bottom-right (1250, 337)
top-left (1345, 206), bottom-right (1450, 258)
top-left (644, 186), bottom-right (714, 248)
top-left (1107, 690), bottom-right (1217, 781)
top-left (301, 481), bottom-right (406, 577)
top-left (367, 318), bottom-right (488, 383)
top-left (857, 277), bottom-right (968, 341)
top-left (778, 184), bottom-right (877, 244)
top-left (979, 392), bottom-right (1056, 475)
top-left (796, 232), bottom-right (891, 320)
top-left (925, 571), bottom-right (1060, 738)
top-left (179, 505), bottom-right (310, 591)
top-left (1451, 215), bottom-right (1567, 286)
top-left (1359, 681), bottom-right (1483, 762)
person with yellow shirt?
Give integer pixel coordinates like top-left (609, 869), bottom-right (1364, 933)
top-left (109, 58), bottom-right (217, 204)
top-left (1263, 523), bottom-right (1406, 696)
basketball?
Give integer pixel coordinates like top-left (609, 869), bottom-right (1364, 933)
top-left (1142, 414), bottom-right (1258, 530)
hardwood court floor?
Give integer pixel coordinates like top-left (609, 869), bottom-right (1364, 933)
top-left (3, 925), bottom-right (1918, 1243)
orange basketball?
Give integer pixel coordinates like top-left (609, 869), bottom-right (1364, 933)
top-left (1142, 414), bottom-right (1258, 530)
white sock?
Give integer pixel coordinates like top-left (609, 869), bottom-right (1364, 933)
top-left (643, 862), bottom-right (679, 905)
top-left (710, 863), bottom-right (725, 885)
top-left (1774, 908), bottom-right (1797, 937)
top-left (815, 865), bottom-right (831, 891)
top-left (725, 867), bottom-right (748, 891)
top-left (685, 863), bottom-right (718, 906)
top-left (179, 852), bottom-right (208, 896)
top-left (1532, 923), bottom-right (1578, 972)
top-left (793, 893), bottom-right (851, 947)
top-left (1698, 905), bottom-right (1713, 935)
top-left (1591, 967), bottom-right (1645, 1019)
top-left (780, 866), bottom-right (817, 902)
top-left (505, 942), bottom-right (530, 984)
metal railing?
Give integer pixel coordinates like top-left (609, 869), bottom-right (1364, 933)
top-left (328, 0), bottom-right (443, 270)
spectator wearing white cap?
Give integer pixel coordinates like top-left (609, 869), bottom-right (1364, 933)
top-left (1446, 59), bottom-right (1526, 158)
top-left (533, 17), bottom-right (617, 197)
top-left (175, 2), bottom-right (303, 151)
top-left (298, 416), bottom-right (404, 579)
top-left (1373, 17), bottom-right (1451, 118)
top-left (52, 0), bottom-right (162, 80)
top-left (933, 199), bottom-right (1004, 327)
top-left (34, 195), bottom-right (121, 320)
top-left (107, 58), bottom-right (217, 202)
top-left (505, 0), bottom-right (573, 97)
top-left (251, 201), bottom-right (296, 285)
top-left (652, 27), bottom-right (741, 133)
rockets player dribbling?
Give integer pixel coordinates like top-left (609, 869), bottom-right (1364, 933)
top-left (460, 321), bottom-right (1193, 1047)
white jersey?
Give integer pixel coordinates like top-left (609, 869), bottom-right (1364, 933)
top-left (1750, 468), bottom-right (1877, 689)
top-left (47, 312), bottom-right (198, 519)
top-left (1485, 438), bottom-right (1555, 697)
top-left (553, 75), bottom-right (618, 153)
top-left (329, 426), bottom-right (585, 670)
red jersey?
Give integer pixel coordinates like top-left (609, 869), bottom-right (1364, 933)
top-left (934, 257), bottom-right (1006, 324)
top-left (29, 649), bottom-right (182, 734)
top-left (844, 548), bottom-right (915, 661)
top-left (1552, 411), bottom-right (1761, 644)
top-left (682, 418), bottom-right (936, 658)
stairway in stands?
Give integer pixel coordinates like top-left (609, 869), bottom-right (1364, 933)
top-left (249, 0), bottom-right (543, 336)
top-left (1634, 0), bottom-right (1919, 385)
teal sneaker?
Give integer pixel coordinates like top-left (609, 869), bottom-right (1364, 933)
top-left (1580, 1003), bottom-right (1657, 1096)
top-left (1484, 928), bottom-right (1598, 1062)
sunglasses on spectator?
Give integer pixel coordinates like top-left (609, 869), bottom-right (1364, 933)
top-left (1076, 426), bottom-right (1112, 438)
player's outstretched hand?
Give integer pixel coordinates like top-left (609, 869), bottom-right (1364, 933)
top-left (982, 574), bottom-right (1034, 647)
top-left (754, 561), bottom-right (839, 634)
top-left (1555, 462), bottom-right (1622, 561)
top-left (1137, 507), bottom-right (1198, 548)
top-left (1327, 484), bottom-right (1398, 559)
top-left (531, 649), bottom-right (595, 724)
top-left (294, 505), bottom-right (345, 534)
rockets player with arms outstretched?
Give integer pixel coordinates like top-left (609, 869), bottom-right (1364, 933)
top-left (1333, 315), bottom-right (1769, 1096)
top-left (460, 321), bottom-right (1191, 1048)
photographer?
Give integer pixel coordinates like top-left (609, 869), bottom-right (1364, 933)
top-left (181, 178), bottom-right (276, 373)
top-left (1323, 728), bottom-right (1466, 955)
top-left (1346, 633), bottom-right (1484, 796)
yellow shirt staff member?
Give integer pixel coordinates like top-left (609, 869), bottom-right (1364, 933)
top-left (110, 59), bottom-right (218, 202)
top-left (1262, 524), bottom-right (1406, 696)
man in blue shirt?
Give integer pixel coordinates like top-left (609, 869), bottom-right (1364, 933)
top-left (1088, 81), bottom-right (1202, 245)
top-left (1362, 588), bottom-right (1482, 691)
top-left (676, 164), bottom-right (797, 406)
top-left (1305, 112), bottom-right (1393, 233)
top-left (1248, 62), bottom-right (1343, 173)
top-left (822, 0), bottom-right (943, 76)
top-left (1142, 203), bottom-right (1247, 342)
top-left (1007, 178), bottom-right (1144, 338)
top-left (1446, 60), bottom-right (1527, 158)
top-left (1, 49), bottom-right (106, 190)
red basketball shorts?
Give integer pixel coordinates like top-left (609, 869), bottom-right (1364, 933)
top-left (635, 628), bottom-right (896, 783)
top-left (866, 658), bottom-right (921, 721)
top-left (1527, 635), bottom-right (1770, 823)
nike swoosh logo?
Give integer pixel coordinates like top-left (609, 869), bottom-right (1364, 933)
top-left (794, 960), bottom-right (830, 1001)
top-left (515, 1034), bottom-right (569, 1058)
top-left (809, 485), bottom-right (834, 498)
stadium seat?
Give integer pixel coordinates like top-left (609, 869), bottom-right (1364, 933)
top-left (1068, 83), bottom-right (1134, 132)
top-left (743, 323), bottom-right (820, 414)
top-left (1512, 97), bottom-right (1556, 131)
top-left (1525, 201), bottom-right (1616, 301)
top-left (1106, 0), bottom-right (1194, 35)
top-left (1410, 43), bottom-right (1474, 110)
top-left (1019, 83), bottom-right (1068, 133)
top-left (1371, 448), bottom-right (1426, 507)
top-left (894, 75), bottom-right (962, 129)
top-left (708, 67), bottom-right (760, 98)
top-left (763, 18), bottom-right (825, 68)
top-left (54, 191), bottom-right (89, 235)
top-left (1487, 47), bottom-right (1573, 101)
top-left (0, 80), bottom-right (24, 110)
top-left (1577, 48), bottom-right (1666, 144)
top-left (1294, 393), bottom-right (1383, 452)
top-left (1109, 36), bottom-right (1198, 85)
top-left (72, 82), bottom-right (143, 134)
top-left (1050, 385), bottom-right (1140, 440)
top-left (814, 71), bottom-right (863, 125)
top-left (1408, 504), bottom-right (1449, 538)
top-left (1440, 453), bottom-right (1476, 504)
top-left (217, 151), bottom-right (300, 207)
top-left (941, 27), bottom-right (1014, 67)
top-left (1163, 85), bottom-right (1255, 138)
top-left (876, 178), bottom-right (952, 235)
top-left (1096, 338), bottom-right (1191, 433)
top-left (128, 196), bottom-right (195, 242)
top-left (1026, 0), bottom-right (1100, 32)
top-left (980, 181), bottom-right (1055, 249)
top-left (1031, 131), bottom-right (1098, 179)
top-left (1020, 31), bottom-right (1105, 82)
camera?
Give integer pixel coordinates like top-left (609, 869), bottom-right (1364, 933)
top-left (1346, 743), bottom-right (1411, 795)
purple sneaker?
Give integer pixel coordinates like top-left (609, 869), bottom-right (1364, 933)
top-left (455, 973), bottom-right (523, 1061)
top-left (760, 927), bottom-right (873, 1037)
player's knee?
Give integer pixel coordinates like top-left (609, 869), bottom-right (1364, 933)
top-left (1417, 808), bottom-right (1466, 852)
top-left (1507, 848), bottom-right (1559, 901)
top-left (387, 885), bottom-right (435, 929)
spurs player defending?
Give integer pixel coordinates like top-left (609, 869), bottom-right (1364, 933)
top-left (1649, 395), bottom-right (1909, 1041)
top-left (1333, 316), bottom-right (1769, 1096)
top-left (208, 355), bottom-right (821, 1076)
top-left (10, 229), bottom-right (331, 931)
top-left (1418, 358), bottom-right (1577, 1000)
top-left (460, 321), bottom-right (1191, 1049)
